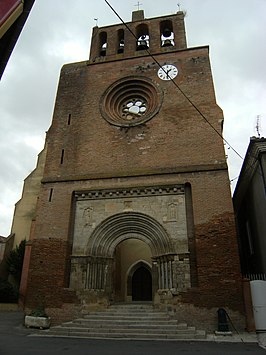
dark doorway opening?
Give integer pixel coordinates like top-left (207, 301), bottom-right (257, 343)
top-left (132, 266), bottom-right (152, 301)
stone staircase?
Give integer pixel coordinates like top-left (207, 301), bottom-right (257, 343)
top-left (40, 303), bottom-right (206, 340)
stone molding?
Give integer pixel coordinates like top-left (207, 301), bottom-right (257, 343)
top-left (75, 184), bottom-right (184, 201)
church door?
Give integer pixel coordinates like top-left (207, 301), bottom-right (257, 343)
top-left (132, 266), bottom-right (152, 301)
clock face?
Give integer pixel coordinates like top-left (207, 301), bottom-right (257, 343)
top-left (157, 64), bottom-right (178, 81)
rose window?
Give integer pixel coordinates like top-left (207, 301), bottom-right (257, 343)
top-left (100, 76), bottom-right (163, 127)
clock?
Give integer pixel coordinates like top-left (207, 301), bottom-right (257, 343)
top-left (157, 64), bottom-right (178, 81)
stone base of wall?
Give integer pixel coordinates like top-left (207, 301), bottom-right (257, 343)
top-left (154, 290), bottom-right (245, 332)
top-left (158, 302), bottom-right (245, 332)
top-left (76, 289), bottom-right (110, 313)
top-left (46, 304), bottom-right (81, 326)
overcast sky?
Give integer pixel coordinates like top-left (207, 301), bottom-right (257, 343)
top-left (0, 0), bottom-right (265, 236)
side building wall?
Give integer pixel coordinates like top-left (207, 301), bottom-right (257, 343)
top-left (11, 145), bottom-right (47, 248)
top-left (234, 138), bottom-right (266, 275)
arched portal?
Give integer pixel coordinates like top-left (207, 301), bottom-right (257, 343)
top-left (70, 212), bottom-right (177, 302)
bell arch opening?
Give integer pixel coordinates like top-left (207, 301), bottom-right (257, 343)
top-left (136, 24), bottom-right (149, 51)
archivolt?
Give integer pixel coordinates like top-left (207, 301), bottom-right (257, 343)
top-left (87, 212), bottom-right (174, 258)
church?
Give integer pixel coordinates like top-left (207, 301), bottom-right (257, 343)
top-left (18, 8), bottom-right (245, 330)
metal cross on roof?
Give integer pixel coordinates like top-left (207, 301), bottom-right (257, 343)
top-left (134, 2), bottom-right (143, 10)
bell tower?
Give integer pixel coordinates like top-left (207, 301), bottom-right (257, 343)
top-left (23, 9), bottom-right (245, 330)
top-left (89, 10), bottom-right (187, 61)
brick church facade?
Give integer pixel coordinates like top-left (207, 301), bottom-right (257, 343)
top-left (20, 9), bottom-right (245, 330)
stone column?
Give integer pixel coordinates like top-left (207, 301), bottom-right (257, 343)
top-left (152, 261), bottom-right (159, 297)
top-left (156, 255), bottom-right (175, 290)
top-left (86, 256), bottom-right (113, 292)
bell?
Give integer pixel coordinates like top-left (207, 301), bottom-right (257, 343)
top-left (117, 40), bottom-right (124, 54)
top-left (100, 42), bottom-right (107, 56)
top-left (137, 39), bottom-right (148, 51)
top-left (100, 46), bottom-right (106, 56)
top-left (162, 28), bottom-right (172, 38)
top-left (162, 39), bottom-right (173, 47)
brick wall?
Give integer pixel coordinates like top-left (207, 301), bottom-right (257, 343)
top-left (44, 47), bottom-right (224, 182)
top-left (182, 212), bottom-right (244, 312)
top-left (25, 238), bottom-right (77, 309)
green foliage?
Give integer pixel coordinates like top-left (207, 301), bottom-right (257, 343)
top-left (0, 278), bottom-right (18, 302)
top-left (29, 305), bottom-right (48, 318)
top-left (6, 239), bottom-right (26, 285)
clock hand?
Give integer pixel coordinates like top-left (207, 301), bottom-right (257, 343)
top-left (166, 69), bottom-right (172, 77)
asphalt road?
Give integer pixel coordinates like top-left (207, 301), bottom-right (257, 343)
top-left (0, 311), bottom-right (265, 355)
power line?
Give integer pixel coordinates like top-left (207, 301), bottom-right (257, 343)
top-left (104, 0), bottom-right (244, 161)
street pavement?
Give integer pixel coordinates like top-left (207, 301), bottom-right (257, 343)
top-left (0, 311), bottom-right (265, 355)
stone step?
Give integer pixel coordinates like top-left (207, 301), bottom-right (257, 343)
top-left (83, 309), bottom-right (171, 315)
top-left (60, 319), bottom-right (190, 330)
top-left (82, 308), bottom-right (162, 315)
top-left (66, 319), bottom-right (181, 327)
top-left (41, 329), bottom-right (206, 340)
top-left (37, 303), bottom-right (206, 341)
top-left (84, 309), bottom-right (167, 315)
top-left (107, 303), bottom-right (153, 308)
top-left (51, 325), bottom-right (196, 335)
top-left (82, 303), bottom-right (151, 309)
top-left (82, 307), bottom-right (171, 318)
top-left (82, 314), bottom-right (171, 321)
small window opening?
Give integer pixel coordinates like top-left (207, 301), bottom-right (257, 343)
top-left (67, 113), bottom-right (71, 125)
top-left (60, 149), bottom-right (65, 164)
top-left (99, 31), bottom-right (107, 56)
top-left (160, 20), bottom-right (175, 47)
top-left (117, 29), bottom-right (125, 54)
top-left (48, 188), bottom-right (54, 202)
top-left (136, 24), bottom-right (149, 51)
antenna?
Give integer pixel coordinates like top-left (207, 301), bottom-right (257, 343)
top-left (94, 18), bottom-right (98, 26)
top-left (255, 115), bottom-right (261, 138)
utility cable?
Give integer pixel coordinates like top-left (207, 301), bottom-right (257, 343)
top-left (104, 0), bottom-right (243, 161)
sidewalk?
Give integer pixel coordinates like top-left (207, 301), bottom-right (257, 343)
top-left (207, 332), bottom-right (258, 344)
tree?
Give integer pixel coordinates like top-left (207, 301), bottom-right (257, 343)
top-left (0, 278), bottom-right (18, 302)
top-left (6, 239), bottom-right (26, 285)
